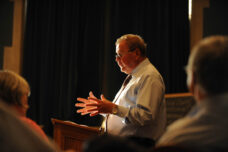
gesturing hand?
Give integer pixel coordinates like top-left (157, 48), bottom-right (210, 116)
top-left (75, 91), bottom-right (98, 116)
top-left (75, 91), bottom-right (115, 116)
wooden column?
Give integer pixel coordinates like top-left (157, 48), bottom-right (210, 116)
top-left (3, 0), bottom-right (25, 74)
top-left (190, 0), bottom-right (210, 50)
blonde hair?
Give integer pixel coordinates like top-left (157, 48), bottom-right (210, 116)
top-left (0, 70), bottom-right (30, 106)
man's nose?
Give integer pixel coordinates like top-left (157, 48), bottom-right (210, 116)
top-left (115, 57), bottom-right (120, 62)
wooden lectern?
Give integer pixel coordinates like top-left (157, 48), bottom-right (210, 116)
top-left (52, 119), bottom-right (101, 152)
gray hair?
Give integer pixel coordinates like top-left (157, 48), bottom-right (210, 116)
top-left (115, 34), bottom-right (147, 57)
top-left (187, 36), bottom-right (228, 95)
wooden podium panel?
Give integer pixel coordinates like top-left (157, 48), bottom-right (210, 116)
top-left (52, 119), bottom-right (101, 152)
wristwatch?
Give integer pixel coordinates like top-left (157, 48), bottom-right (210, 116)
top-left (112, 105), bottom-right (118, 114)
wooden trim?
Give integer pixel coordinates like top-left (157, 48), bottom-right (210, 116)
top-left (190, 0), bottom-right (210, 50)
top-left (3, 0), bottom-right (25, 74)
top-left (52, 118), bottom-right (101, 132)
top-left (165, 92), bottom-right (193, 98)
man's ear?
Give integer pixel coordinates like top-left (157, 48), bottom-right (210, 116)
top-left (135, 48), bottom-right (141, 56)
top-left (187, 71), bottom-right (196, 94)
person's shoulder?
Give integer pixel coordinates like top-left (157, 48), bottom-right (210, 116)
top-left (157, 115), bottom-right (207, 146)
top-left (0, 101), bottom-right (59, 151)
top-left (20, 116), bottom-right (50, 141)
top-left (19, 117), bottom-right (44, 133)
top-left (140, 65), bottom-right (164, 85)
top-left (20, 116), bottom-right (38, 126)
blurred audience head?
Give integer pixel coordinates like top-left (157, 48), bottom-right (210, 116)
top-left (0, 70), bottom-right (30, 116)
top-left (83, 134), bottom-right (145, 152)
top-left (185, 36), bottom-right (228, 98)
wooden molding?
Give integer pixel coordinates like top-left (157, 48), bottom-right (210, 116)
top-left (190, 0), bottom-right (210, 50)
top-left (3, 0), bottom-right (25, 74)
top-left (165, 92), bottom-right (193, 98)
top-left (52, 119), bottom-right (101, 151)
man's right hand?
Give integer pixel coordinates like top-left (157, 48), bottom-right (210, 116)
top-left (75, 92), bottom-right (116, 116)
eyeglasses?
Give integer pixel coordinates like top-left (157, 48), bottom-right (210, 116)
top-left (115, 53), bottom-right (124, 58)
top-left (28, 92), bottom-right (31, 97)
top-left (115, 48), bottom-right (135, 59)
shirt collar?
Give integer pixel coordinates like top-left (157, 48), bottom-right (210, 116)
top-left (131, 58), bottom-right (150, 78)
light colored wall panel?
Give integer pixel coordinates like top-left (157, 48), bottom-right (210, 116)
top-left (3, 0), bottom-right (24, 74)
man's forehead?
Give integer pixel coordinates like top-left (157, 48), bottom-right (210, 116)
top-left (116, 41), bottom-right (129, 52)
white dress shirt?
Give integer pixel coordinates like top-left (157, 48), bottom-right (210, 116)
top-left (107, 58), bottom-right (166, 140)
